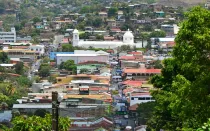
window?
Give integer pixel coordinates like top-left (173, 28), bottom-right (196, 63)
top-left (131, 97), bottom-right (134, 100)
top-left (146, 97), bottom-right (151, 100)
top-left (71, 86), bottom-right (73, 88)
top-left (138, 97), bottom-right (145, 100)
top-left (58, 79), bottom-right (62, 82)
top-left (66, 86), bottom-right (69, 88)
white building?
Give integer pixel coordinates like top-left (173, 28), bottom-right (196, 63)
top-left (72, 29), bottom-right (135, 49)
top-left (56, 50), bottom-right (109, 65)
top-left (29, 45), bottom-right (45, 55)
top-left (130, 92), bottom-right (154, 106)
top-left (0, 28), bottom-right (16, 43)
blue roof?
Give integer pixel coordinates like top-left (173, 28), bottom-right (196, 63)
top-left (50, 52), bottom-right (74, 60)
top-left (0, 111), bottom-right (12, 122)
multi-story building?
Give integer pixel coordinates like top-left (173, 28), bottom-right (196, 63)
top-left (56, 50), bottom-right (109, 65)
top-left (0, 28), bottom-right (16, 43)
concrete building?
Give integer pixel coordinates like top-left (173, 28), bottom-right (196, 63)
top-left (72, 29), bottom-right (135, 49)
top-left (130, 92), bottom-right (154, 106)
top-left (0, 28), bottom-right (16, 43)
top-left (29, 45), bottom-right (45, 55)
top-left (56, 50), bottom-right (109, 65)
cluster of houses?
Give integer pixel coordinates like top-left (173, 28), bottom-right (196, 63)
top-left (0, 1), bottom-right (188, 130)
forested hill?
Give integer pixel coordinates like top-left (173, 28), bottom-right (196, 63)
top-left (157, 0), bottom-right (207, 7)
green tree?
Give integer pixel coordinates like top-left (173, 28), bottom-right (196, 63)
top-left (153, 60), bottom-right (163, 69)
top-left (139, 33), bottom-right (149, 48)
top-left (14, 62), bottom-right (24, 75)
top-left (80, 68), bottom-right (89, 74)
top-left (137, 102), bottom-right (156, 125)
top-left (108, 7), bottom-right (118, 17)
top-left (92, 17), bottom-right (103, 27)
top-left (39, 64), bottom-right (51, 77)
top-left (149, 30), bottom-right (166, 38)
top-left (34, 109), bottom-right (49, 118)
top-left (0, 52), bottom-right (9, 63)
top-left (16, 76), bottom-right (32, 87)
top-left (32, 16), bottom-right (41, 23)
top-left (62, 44), bottom-right (74, 52)
top-left (60, 60), bottom-right (76, 74)
top-left (96, 34), bottom-right (104, 40)
top-left (12, 114), bottom-right (70, 131)
top-left (197, 119), bottom-right (210, 131)
top-left (148, 7), bottom-right (210, 130)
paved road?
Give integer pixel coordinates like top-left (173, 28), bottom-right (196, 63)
top-left (28, 59), bottom-right (42, 81)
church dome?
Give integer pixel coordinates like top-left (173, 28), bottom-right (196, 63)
top-left (123, 29), bottom-right (134, 38)
top-left (123, 29), bottom-right (134, 44)
top-left (73, 29), bottom-right (79, 33)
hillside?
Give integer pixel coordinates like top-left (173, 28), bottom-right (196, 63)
top-left (157, 0), bottom-right (207, 7)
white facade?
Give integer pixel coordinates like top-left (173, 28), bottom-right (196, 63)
top-left (130, 93), bottom-right (155, 106)
top-left (56, 50), bottom-right (109, 65)
top-left (0, 28), bottom-right (16, 43)
top-left (72, 29), bottom-right (135, 49)
top-left (29, 45), bottom-right (45, 55)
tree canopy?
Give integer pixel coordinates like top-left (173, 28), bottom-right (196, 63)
top-left (148, 6), bottom-right (210, 130)
top-left (11, 114), bottom-right (70, 131)
top-left (60, 60), bottom-right (77, 74)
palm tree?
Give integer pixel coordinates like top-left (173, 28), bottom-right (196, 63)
top-left (140, 33), bottom-right (149, 48)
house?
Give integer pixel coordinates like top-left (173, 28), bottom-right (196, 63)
top-left (50, 52), bottom-right (74, 60)
top-left (155, 11), bottom-right (165, 18)
top-left (29, 45), bottom-right (45, 55)
top-left (130, 92), bottom-right (154, 106)
top-left (99, 12), bottom-right (108, 21)
top-left (35, 22), bottom-right (44, 29)
top-left (107, 19), bottom-right (116, 27)
top-left (16, 36), bottom-right (32, 43)
top-left (117, 11), bottom-right (124, 20)
top-left (123, 68), bottom-right (161, 80)
top-left (2, 48), bottom-right (40, 60)
top-left (56, 74), bottom-right (110, 84)
top-left (56, 50), bottom-right (109, 65)
top-left (161, 24), bottom-right (179, 36)
top-left (77, 64), bottom-right (105, 74)
top-left (0, 28), bottom-right (16, 43)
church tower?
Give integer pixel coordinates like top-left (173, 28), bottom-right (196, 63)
top-left (73, 29), bottom-right (79, 46)
top-left (123, 29), bottom-right (134, 44)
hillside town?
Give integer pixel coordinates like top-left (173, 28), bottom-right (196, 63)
top-left (0, 0), bottom-right (210, 131)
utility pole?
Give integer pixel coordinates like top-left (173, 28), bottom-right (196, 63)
top-left (52, 91), bottom-right (58, 131)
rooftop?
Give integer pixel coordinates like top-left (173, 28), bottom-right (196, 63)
top-left (123, 68), bottom-right (161, 74)
top-left (131, 92), bottom-right (151, 97)
top-left (122, 80), bottom-right (142, 87)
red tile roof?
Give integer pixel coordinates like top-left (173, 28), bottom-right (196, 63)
top-left (123, 68), bottom-right (161, 74)
top-left (110, 28), bottom-right (121, 32)
top-left (119, 56), bottom-right (136, 60)
top-left (123, 80), bottom-right (142, 87)
top-left (167, 41), bottom-right (176, 47)
top-left (104, 36), bottom-right (115, 40)
top-left (131, 92), bottom-right (151, 97)
top-left (129, 51), bottom-right (142, 55)
top-left (123, 88), bottom-right (134, 94)
top-left (129, 104), bottom-right (138, 111)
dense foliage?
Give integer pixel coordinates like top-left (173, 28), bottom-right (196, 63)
top-left (60, 60), bottom-right (77, 74)
top-left (148, 6), bottom-right (210, 130)
top-left (11, 114), bottom-right (70, 131)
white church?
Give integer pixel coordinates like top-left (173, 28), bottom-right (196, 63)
top-left (72, 29), bottom-right (135, 49)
